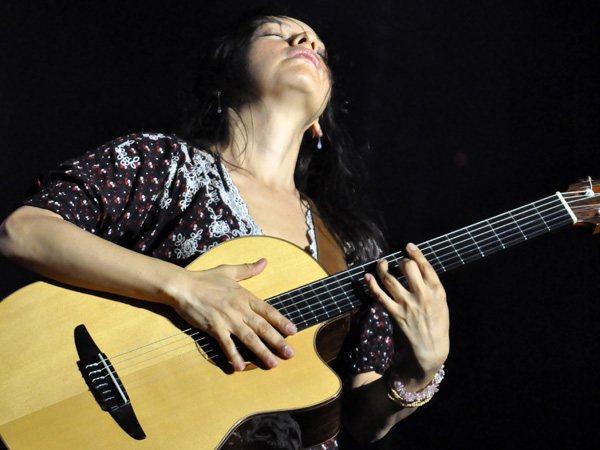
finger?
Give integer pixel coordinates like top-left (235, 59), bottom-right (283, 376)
top-left (375, 259), bottom-right (410, 298)
top-left (245, 312), bottom-right (295, 360)
top-left (405, 243), bottom-right (440, 283)
top-left (364, 270), bottom-right (401, 312)
top-left (233, 323), bottom-right (280, 369)
top-left (251, 299), bottom-right (297, 336)
top-left (214, 330), bottom-right (248, 372)
top-left (399, 257), bottom-right (426, 295)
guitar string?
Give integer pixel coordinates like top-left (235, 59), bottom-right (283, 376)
top-left (103, 191), bottom-right (593, 374)
top-left (91, 190), bottom-right (600, 386)
top-left (102, 200), bottom-right (576, 384)
top-left (108, 329), bottom-right (198, 361)
top-left (93, 190), bottom-right (599, 389)
top-left (91, 190), bottom-right (598, 387)
top-left (100, 190), bottom-right (594, 375)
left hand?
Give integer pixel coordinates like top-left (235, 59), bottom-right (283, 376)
top-left (364, 243), bottom-right (449, 378)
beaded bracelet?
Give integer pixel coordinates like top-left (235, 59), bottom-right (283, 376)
top-left (385, 365), bottom-right (445, 408)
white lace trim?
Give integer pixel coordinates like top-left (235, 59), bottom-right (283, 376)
top-left (305, 205), bottom-right (318, 260)
top-left (168, 144), bottom-right (317, 261)
top-left (219, 163), bottom-right (318, 260)
top-left (218, 162), bottom-right (262, 237)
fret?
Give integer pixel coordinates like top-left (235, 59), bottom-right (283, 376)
top-left (462, 220), bottom-right (505, 259)
top-left (268, 291), bottom-right (294, 320)
top-left (428, 236), bottom-right (462, 270)
top-left (312, 278), bottom-right (344, 321)
top-left (465, 226), bottom-right (485, 258)
top-left (491, 212), bottom-right (524, 247)
top-left (513, 204), bottom-right (549, 239)
top-left (325, 276), bottom-right (344, 317)
top-left (421, 241), bottom-right (445, 273)
top-left (331, 272), bottom-right (357, 312)
top-left (485, 219), bottom-right (505, 250)
top-left (283, 291), bottom-right (315, 330)
top-left (273, 293), bottom-right (293, 319)
top-left (531, 201), bottom-right (551, 232)
top-left (300, 283), bottom-right (328, 327)
top-left (447, 229), bottom-right (480, 263)
top-left (444, 234), bottom-right (465, 265)
top-left (507, 210), bottom-right (528, 240)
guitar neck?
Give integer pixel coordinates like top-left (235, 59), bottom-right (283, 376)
top-left (266, 193), bottom-right (576, 331)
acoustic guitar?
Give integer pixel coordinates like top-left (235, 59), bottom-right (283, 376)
top-left (1, 179), bottom-right (598, 449)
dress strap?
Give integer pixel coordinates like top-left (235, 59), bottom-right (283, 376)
top-left (308, 202), bottom-right (348, 275)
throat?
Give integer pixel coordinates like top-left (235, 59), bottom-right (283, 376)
top-left (228, 171), bottom-right (315, 255)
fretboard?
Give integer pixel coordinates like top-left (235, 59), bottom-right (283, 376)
top-left (265, 193), bottom-right (576, 331)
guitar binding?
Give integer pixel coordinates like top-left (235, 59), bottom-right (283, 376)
top-left (74, 324), bottom-right (146, 440)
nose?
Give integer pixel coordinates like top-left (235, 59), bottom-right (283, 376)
top-left (291, 32), bottom-right (316, 51)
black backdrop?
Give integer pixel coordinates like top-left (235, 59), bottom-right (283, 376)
top-left (1, 1), bottom-right (599, 448)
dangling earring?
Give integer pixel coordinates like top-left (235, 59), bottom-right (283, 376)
top-left (217, 91), bottom-right (222, 114)
top-left (312, 122), bottom-right (323, 149)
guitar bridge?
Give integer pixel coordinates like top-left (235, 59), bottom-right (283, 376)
top-left (74, 324), bottom-right (146, 440)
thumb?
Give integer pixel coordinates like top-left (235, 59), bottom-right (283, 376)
top-left (227, 258), bottom-right (268, 282)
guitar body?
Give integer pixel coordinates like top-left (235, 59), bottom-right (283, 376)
top-left (0, 236), bottom-right (344, 449)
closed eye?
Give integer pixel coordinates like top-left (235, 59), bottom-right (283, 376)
top-left (260, 30), bottom-right (327, 62)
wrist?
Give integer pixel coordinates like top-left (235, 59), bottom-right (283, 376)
top-left (386, 347), bottom-right (447, 387)
top-left (149, 262), bottom-right (190, 308)
top-left (384, 349), bottom-right (446, 404)
top-left (383, 365), bottom-right (445, 408)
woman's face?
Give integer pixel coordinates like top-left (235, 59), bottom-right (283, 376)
top-left (245, 17), bottom-right (331, 119)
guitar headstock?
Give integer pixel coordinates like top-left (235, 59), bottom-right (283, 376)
top-left (565, 177), bottom-right (600, 233)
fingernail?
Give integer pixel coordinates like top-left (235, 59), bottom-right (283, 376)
top-left (364, 273), bottom-right (372, 282)
top-left (267, 355), bottom-right (278, 368)
top-left (286, 323), bottom-right (297, 335)
top-left (283, 345), bottom-right (295, 358)
top-left (407, 242), bottom-right (417, 251)
top-left (234, 359), bottom-right (246, 371)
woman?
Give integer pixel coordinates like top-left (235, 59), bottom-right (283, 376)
top-left (0, 11), bottom-right (449, 449)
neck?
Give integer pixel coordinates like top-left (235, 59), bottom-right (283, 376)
top-left (218, 98), bottom-right (315, 192)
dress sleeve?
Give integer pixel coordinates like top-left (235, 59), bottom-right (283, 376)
top-left (340, 303), bottom-right (396, 375)
top-left (24, 132), bottom-right (181, 242)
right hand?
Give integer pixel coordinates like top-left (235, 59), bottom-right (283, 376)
top-left (169, 258), bottom-right (297, 371)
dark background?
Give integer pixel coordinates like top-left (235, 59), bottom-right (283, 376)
top-left (1, 1), bottom-right (599, 448)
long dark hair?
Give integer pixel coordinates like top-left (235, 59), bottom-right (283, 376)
top-left (180, 9), bottom-right (386, 265)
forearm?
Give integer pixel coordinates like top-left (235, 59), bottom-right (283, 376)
top-left (0, 206), bottom-right (296, 371)
top-left (342, 363), bottom-right (441, 443)
top-left (0, 206), bottom-right (184, 306)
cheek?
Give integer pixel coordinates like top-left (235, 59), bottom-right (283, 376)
top-left (245, 47), bottom-right (278, 88)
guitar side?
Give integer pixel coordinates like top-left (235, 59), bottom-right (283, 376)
top-left (0, 236), bottom-right (343, 449)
